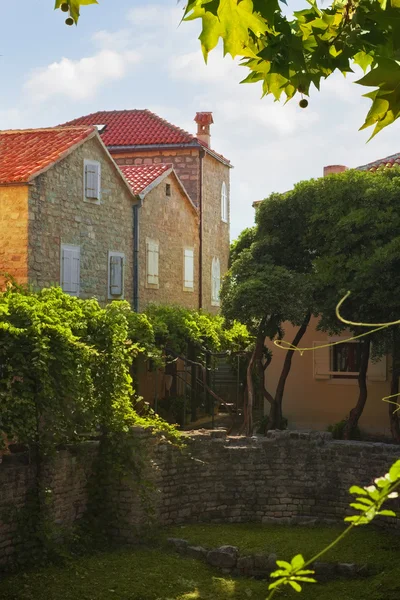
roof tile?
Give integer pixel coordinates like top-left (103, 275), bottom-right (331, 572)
top-left (120, 164), bottom-right (171, 195)
top-left (0, 126), bottom-right (95, 184)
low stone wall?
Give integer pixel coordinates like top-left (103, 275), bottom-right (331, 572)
top-left (0, 443), bottom-right (97, 568)
top-left (166, 537), bottom-right (374, 581)
top-left (1, 429), bottom-right (399, 569)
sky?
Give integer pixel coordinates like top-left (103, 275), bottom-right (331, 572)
top-left (2, 1), bottom-right (400, 240)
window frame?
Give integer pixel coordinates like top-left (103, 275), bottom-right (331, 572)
top-left (183, 247), bottom-right (194, 292)
top-left (83, 159), bottom-right (101, 204)
top-left (221, 181), bottom-right (228, 223)
top-left (108, 251), bottom-right (125, 300)
top-left (60, 243), bottom-right (80, 297)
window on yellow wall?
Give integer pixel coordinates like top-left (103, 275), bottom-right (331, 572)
top-left (211, 257), bottom-right (220, 306)
top-left (221, 181), bottom-right (228, 222)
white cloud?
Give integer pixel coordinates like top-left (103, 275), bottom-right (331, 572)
top-left (25, 49), bottom-right (140, 102)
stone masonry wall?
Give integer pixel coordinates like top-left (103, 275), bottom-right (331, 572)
top-left (113, 149), bottom-right (201, 206)
top-left (1, 430), bottom-right (398, 569)
top-left (0, 185), bottom-right (29, 289)
top-left (201, 154), bottom-right (230, 314)
top-left (138, 173), bottom-right (200, 310)
top-left (28, 136), bottom-right (136, 304)
top-left (0, 444), bottom-right (97, 569)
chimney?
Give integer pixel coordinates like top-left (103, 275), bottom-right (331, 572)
top-left (323, 165), bottom-right (348, 177)
top-left (195, 112), bottom-right (214, 147)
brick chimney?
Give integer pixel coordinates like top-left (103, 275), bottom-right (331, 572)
top-left (195, 112), bottom-right (214, 147)
top-left (323, 165), bottom-right (348, 177)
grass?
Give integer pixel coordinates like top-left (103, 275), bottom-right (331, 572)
top-left (162, 522), bottom-right (400, 567)
top-left (0, 525), bottom-right (399, 600)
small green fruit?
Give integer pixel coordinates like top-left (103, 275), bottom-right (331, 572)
top-left (65, 17), bottom-right (74, 26)
top-left (61, 2), bottom-right (69, 12)
top-left (299, 99), bottom-right (309, 109)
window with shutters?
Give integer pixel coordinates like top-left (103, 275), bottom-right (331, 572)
top-left (84, 159), bottom-right (101, 202)
top-left (313, 340), bottom-right (387, 382)
top-left (211, 257), bottom-right (221, 306)
top-left (108, 252), bottom-right (125, 299)
top-left (146, 238), bottom-right (159, 288)
top-left (221, 181), bottom-right (228, 222)
top-left (183, 248), bottom-right (194, 291)
top-left (61, 244), bottom-right (80, 297)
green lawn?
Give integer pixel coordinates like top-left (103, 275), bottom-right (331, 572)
top-left (0, 525), bottom-right (399, 600)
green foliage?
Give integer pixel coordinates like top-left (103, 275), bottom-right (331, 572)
top-left (145, 303), bottom-right (252, 359)
top-left (182, 0), bottom-right (400, 136)
top-left (269, 554), bottom-right (316, 593)
top-left (327, 419), bottom-right (362, 440)
top-left (54, 0), bottom-right (98, 24)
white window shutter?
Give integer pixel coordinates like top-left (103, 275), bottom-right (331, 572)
top-left (147, 240), bottom-right (159, 285)
top-left (85, 161), bottom-right (101, 199)
top-left (367, 354), bottom-right (387, 382)
top-left (221, 182), bottom-right (227, 221)
top-left (61, 245), bottom-right (80, 296)
top-left (110, 255), bottom-right (123, 296)
top-left (313, 342), bottom-right (330, 379)
top-left (184, 249), bottom-right (194, 288)
top-left (211, 257), bottom-right (221, 303)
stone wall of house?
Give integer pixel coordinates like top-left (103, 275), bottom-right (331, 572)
top-left (112, 148), bottom-right (231, 313)
top-left (113, 149), bottom-right (201, 206)
top-left (2, 430), bottom-right (398, 569)
top-left (27, 136), bottom-right (136, 304)
top-left (0, 185), bottom-right (30, 289)
top-left (201, 154), bottom-right (231, 314)
top-left (138, 173), bottom-right (200, 310)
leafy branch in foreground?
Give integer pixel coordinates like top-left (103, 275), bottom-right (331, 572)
top-left (267, 459), bottom-right (400, 598)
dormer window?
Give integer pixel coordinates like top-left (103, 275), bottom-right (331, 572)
top-left (221, 181), bottom-right (228, 222)
top-left (94, 124), bottom-right (107, 134)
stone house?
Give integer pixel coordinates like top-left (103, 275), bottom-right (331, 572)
top-left (0, 126), bottom-right (138, 303)
top-left (259, 155), bottom-right (398, 436)
top-left (65, 110), bottom-right (231, 313)
top-left (119, 163), bottom-right (199, 310)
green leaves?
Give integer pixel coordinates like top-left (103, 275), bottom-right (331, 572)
top-left (269, 553), bottom-right (316, 593)
top-left (55, 0), bottom-right (98, 24)
top-left (345, 460), bottom-right (400, 525)
top-left (184, 0), bottom-right (268, 59)
top-left (356, 58), bottom-right (400, 138)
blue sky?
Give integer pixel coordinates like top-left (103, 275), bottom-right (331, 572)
top-left (2, 1), bottom-right (400, 239)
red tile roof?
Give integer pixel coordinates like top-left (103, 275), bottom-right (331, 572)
top-left (63, 109), bottom-right (231, 165)
top-left (0, 126), bottom-right (95, 184)
top-left (357, 152), bottom-right (400, 172)
top-left (64, 109), bottom-right (195, 147)
top-left (120, 164), bottom-right (171, 195)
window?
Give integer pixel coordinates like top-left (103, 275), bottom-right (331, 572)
top-left (183, 248), bottom-right (194, 291)
top-left (146, 239), bottom-right (159, 287)
top-left (61, 244), bottom-right (80, 297)
top-left (221, 181), bottom-right (228, 222)
top-left (211, 257), bottom-right (221, 306)
top-left (332, 343), bottom-right (361, 378)
top-left (313, 340), bottom-right (387, 382)
top-left (166, 183), bottom-right (171, 197)
top-left (84, 160), bottom-right (101, 201)
top-left (108, 252), bottom-right (125, 299)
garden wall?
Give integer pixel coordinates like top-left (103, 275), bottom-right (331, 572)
top-left (1, 430), bottom-right (399, 568)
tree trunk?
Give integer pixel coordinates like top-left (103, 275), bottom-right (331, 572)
top-left (343, 339), bottom-right (370, 440)
top-left (268, 312), bottom-right (312, 431)
top-left (389, 328), bottom-right (400, 443)
top-left (244, 328), bottom-right (266, 435)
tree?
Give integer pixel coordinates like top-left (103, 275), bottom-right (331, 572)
top-left (221, 192), bottom-right (315, 434)
top-left (301, 168), bottom-right (400, 440)
top-left (58, 0), bottom-right (400, 137)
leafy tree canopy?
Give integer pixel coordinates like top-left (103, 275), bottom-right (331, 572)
top-left (57, 0), bottom-right (400, 138)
